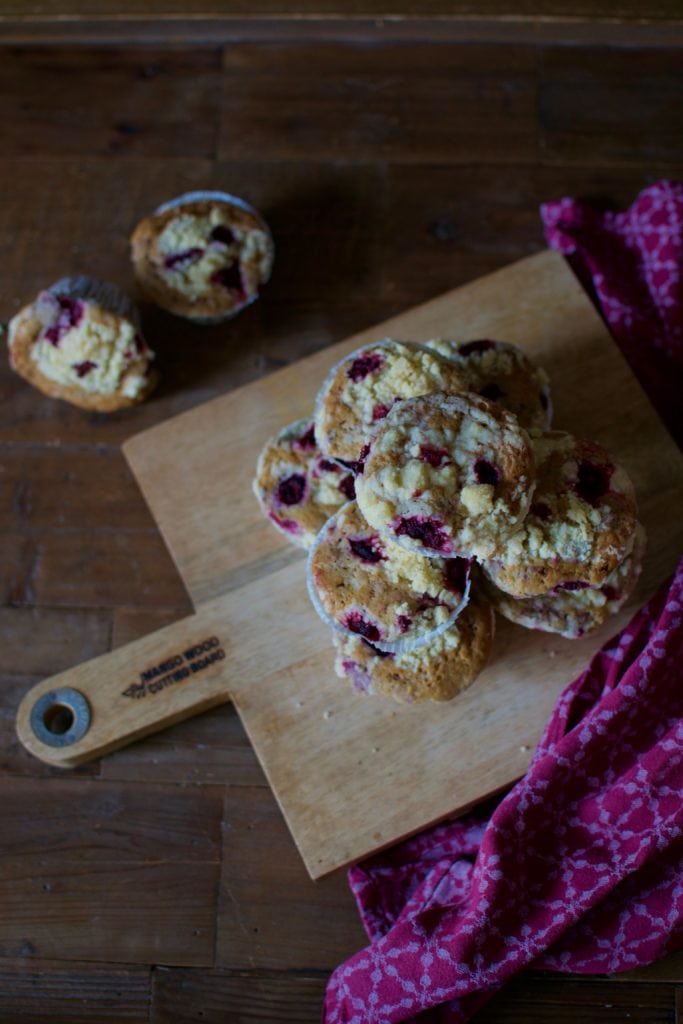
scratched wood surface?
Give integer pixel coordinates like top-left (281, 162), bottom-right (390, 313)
top-left (0, 17), bottom-right (681, 1023)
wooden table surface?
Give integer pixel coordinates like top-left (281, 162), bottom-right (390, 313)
top-left (1, 8), bottom-right (682, 1022)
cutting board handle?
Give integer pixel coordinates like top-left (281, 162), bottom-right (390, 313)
top-left (16, 606), bottom-right (232, 767)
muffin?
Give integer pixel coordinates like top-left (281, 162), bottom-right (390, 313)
top-left (484, 523), bottom-right (646, 638)
top-left (355, 391), bottom-right (536, 559)
top-left (482, 430), bottom-right (639, 596)
top-left (130, 190), bottom-right (274, 322)
top-left (314, 339), bottom-right (468, 464)
top-left (7, 276), bottom-right (157, 412)
top-left (307, 500), bottom-right (472, 653)
top-left (333, 594), bottom-right (494, 702)
top-left (253, 417), bottom-right (355, 549)
top-left (425, 338), bottom-right (552, 431)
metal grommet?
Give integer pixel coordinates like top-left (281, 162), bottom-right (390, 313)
top-left (29, 688), bottom-right (91, 748)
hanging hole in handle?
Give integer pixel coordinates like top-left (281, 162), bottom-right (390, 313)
top-left (29, 688), bottom-right (91, 748)
top-left (43, 703), bottom-right (75, 735)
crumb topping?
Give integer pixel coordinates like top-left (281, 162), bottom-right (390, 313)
top-left (156, 208), bottom-right (272, 302)
top-left (29, 292), bottom-right (152, 398)
top-left (315, 339), bottom-right (467, 461)
top-left (356, 392), bottom-right (534, 558)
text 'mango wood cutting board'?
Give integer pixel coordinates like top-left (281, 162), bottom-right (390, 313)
top-left (17, 251), bottom-right (683, 878)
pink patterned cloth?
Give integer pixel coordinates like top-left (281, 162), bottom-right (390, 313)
top-left (541, 180), bottom-right (683, 447)
top-left (324, 182), bottom-right (683, 1023)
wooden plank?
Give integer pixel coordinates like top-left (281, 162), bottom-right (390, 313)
top-left (152, 966), bottom-right (326, 1024)
top-left (1, 1), bottom-right (682, 20)
top-left (0, 959), bottom-right (151, 1024)
top-left (0, 447), bottom-right (156, 533)
top-left (376, 163), bottom-right (683, 307)
top-left (0, 533), bottom-right (33, 606)
top-left (0, 607), bottom-right (111, 676)
top-left (217, 786), bottom-right (367, 969)
top-left (539, 46), bottom-right (683, 167)
top-left (99, 703), bottom-right (266, 787)
top-left (0, 777), bottom-right (222, 965)
top-left (611, 951), bottom-right (683, 984)
top-left (219, 41), bottom-right (538, 164)
top-left (477, 977), bottom-right (677, 1022)
top-left (11, 529), bottom-right (189, 610)
top-left (0, 47), bottom-right (222, 159)
top-left (2, 17), bottom-right (683, 49)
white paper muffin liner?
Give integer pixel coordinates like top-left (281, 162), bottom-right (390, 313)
top-left (305, 510), bottom-right (472, 655)
top-left (151, 190), bottom-right (274, 325)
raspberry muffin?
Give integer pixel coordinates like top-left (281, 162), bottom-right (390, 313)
top-left (130, 191), bottom-right (274, 322)
top-left (482, 430), bottom-right (639, 596)
top-left (314, 339), bottom-right (468, 464)
top-left (333, 595), bottom-right (494, 703)
top-left (485, 523), bottom-right (646, 638)
top-left (425, 338), bottom-right (552, 431)
top-left (307, 501), bottom-right (471, 653)
top-left (253, 418), bottom-right (355, 549)
top-left (355, 391), bottom-right (535, 560)
top-left (7, 277), bottom-right (157, 411)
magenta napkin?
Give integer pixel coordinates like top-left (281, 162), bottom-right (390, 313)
top-left (542, 180), bottom-right (683, 447)
top-left (324, 182), bottom-right (683, 1024)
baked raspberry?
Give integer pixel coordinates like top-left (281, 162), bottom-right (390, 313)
top-left (574, 461), bottom-right (613, 507)
top-left (444, 557), bottom-right (470, 595)
top-left (339, 474), bottom-right (356, 500)
top-left (294, 423), bottom-right (317, 450)
top-left (348, 536), bottom-right (385, 563)
top-left (44, 296), bottom-right (85, 346)
top-left (344, 611), bottom-right (382, 643)
top-left (268, 511), bottom-right (301, 536)
top-left (73, 360), bottom-right (97, 378)
top-left (420, 445), bottom-right (450, 468)
top-left (394, 516), bottom-right (451, 553)
top-left (277, 473), bottom-right (306, 506)
top-left (210, 225), bottom-right (235, 245)
top-left (211, 263), bottom-right (244, 295)
top-left (474, 459), bottom-right (499, 485)
top-left (164, 247), bottom-right (204, 270)
top-left (348, 352), bottom-right (383, 383)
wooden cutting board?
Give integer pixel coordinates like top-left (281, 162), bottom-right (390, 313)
top-left (17, 250), bottom-right (683, 879)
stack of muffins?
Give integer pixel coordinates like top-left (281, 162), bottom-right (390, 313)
top-left (253, 338), bottom-right (644, 704)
